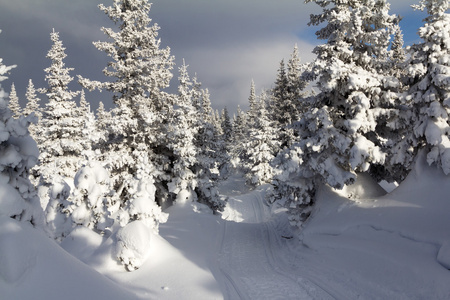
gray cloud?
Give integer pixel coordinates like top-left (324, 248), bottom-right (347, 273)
top-left (0, 0), bottom-right (426, 114)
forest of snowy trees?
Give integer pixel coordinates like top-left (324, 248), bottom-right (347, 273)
top-left (0, 0), bottom-right (449, 271)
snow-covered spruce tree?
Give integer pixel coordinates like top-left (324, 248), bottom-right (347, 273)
top-left (36, 30), bottom-right (86, 239)
top-left (24, 79), bottom-right (41, 139)
top-left (247, 79), bottom-right (258, 123)
top-left (269, 60), bottom-right (288, 126)
top-left (230, 81), bottom-right (257, 171)
top-left (0, 35), bottom-right (42, 226)
top-left (369, 22), bottom-right (414, 184)
top-left (194, 88), bottom-right (227, 212)
top-left (77, 90), bottom-right (99, 154)
top-left (406, 0), bottom-right (450, 174)
top-left (24, 79), bottom-right (41, 119)
top-left (230, 104), bottom-right (247, 167)
top-left (78, 0), bottom-right (177, 269)
top-left (166, 60), bottom-right (198, 206)
top-left (8, 83), bottom-right (21, 118)
top-left (221, 107), bottom-right (233, 145)
top-left (269, 46), bottom-right (308, 150)
top-left (272, 0), bottom-right (402, 227)
top-left (244, 96), bottom-right (280, 186)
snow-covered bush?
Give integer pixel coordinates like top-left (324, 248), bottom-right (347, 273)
top-left (115, 220), bottom-right (153, 271)
top-left (66, 162), bottom-right (113, 233)
top-left (0, 35), bottom-right (42, 226)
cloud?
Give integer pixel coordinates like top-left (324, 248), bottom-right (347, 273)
top-left (177, 35), bottom-right (316, 112)
top-left (0, 0), bottom-right (426, 114)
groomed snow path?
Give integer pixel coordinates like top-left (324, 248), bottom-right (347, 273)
top-left (211, 180), bottom-right (334, 300)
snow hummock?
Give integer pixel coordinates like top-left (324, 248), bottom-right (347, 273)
top-left (115, 220), bottom-right (153, 271)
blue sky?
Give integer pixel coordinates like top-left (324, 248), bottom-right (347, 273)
top-left (0, 0), bottom-right (428, 113)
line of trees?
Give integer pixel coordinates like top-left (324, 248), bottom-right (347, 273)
top-left (0, 0), bottom-right (448, 270)
top-left (0, 0), bottom-right (231, 271)
top-left (229, 0), bottom-right (449, 227)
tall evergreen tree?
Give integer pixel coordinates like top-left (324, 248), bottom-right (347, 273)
top-left (244, 98), bottom-right (279, 186)
top-left (24, 79), bottom-right (41, 119)
top-left (166, 60), bottom-right (198, 205)
top-left (273, 0), bottom-right (401, 227)
top-left (230, 104), bottom-right (247, 166)
top-left (247, 80), bottom-right (258, 123)
top-left (38, 30), bottom-right (82, 179)
top-left (194, 88), bottom-right (226, 211)
top-left (270, 46), bottom-right (308, 149)
top-left (78, 0), bottom-right (175, 259)
top-left (8, 83), bottom-right (21, 118)
top-left (407, 0), bottom-right (450, 174)
top-left (221, 107), bottom-right (233, 144)
top-left (0, 35), bottom-right (42, 227)
top-left (36, 30), bottom-right (85, 239)
top-left (270, 60), bottom-right (288, 126)
top-left (95, 101), bottom-right (111, 146)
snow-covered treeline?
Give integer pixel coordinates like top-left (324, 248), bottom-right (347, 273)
top-left (0, 0), bottom-right (229, 271)
top-left (230, 0), bottom-right (450, 227)
top-left (0, 0), bottom-right (449, 273)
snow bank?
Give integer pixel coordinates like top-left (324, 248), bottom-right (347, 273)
top-left (297, 151), bottom-right (450, 298)
top-left (0, 217), bottom-right (140, 300)
top-left (0, 181), bottom-right (27, 219)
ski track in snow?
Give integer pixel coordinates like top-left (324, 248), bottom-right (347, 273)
top-left (212, 187), bottom-right (334, 300)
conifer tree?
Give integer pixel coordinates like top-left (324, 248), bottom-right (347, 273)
top-left (247, 80), bottom-right (258, 123)
top-left (270, 46), bottom-right (308, 149)
top-left (0, 35), bottom-right (42, 226)
top-left (38, 30), bottom-right (82, 179)
top-left (369, 23), bottom-right (413, 183)
top-left (77, 90), bottom-right (97, 156)
top-left (78, 0), bottom-right (175, 260)
top-left (273, 0), bottom-right (401, 227)
top-left (270, 60), bottom-right (288, 126)
top-left (166, 60), bottom-right (198, 205)
top-left (194, 88), bottom-right (226, 211)
top-left (221, 107), bottom-right (233, 144)
top-left (95, 101), bottom-right (111, 145)
top-left (245, 98), bottom-right (279, 186)
top-left (8, 83), bottom-right (21, 118)
top-left (230, 104), bottom-right (247, 166)
top-left (407, 0), bottom-right (450, 174)
top-left (24, 79), bottom-right (41, 119)
top-left (36, 30), bottom-right (85, 239)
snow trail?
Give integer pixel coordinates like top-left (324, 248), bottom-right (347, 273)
top-left (212, 185), bottom-right (334, 300)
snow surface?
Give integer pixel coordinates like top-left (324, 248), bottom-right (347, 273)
top-left (1, 153), bottom-right (450, 299)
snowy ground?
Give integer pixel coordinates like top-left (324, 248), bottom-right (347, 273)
top-left (1, 152), bottom-right (450, 299)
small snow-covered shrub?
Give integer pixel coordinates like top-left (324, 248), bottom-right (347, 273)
top-left (0, 44), bottom-right (42, 226)
top-left (115, 220), bottom-right (153, 271)
top-left (67, 162), bottom-right (113, 233)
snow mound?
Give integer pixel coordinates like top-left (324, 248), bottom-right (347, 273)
top-left (0, 217), bottom-right (139, 300)
top-left (0, 218), bottom-right (36, 283)
top-left (0, 181), bottom-right (27, 219)
top-left (115, 220), bottom-right (153, 271)
top-left (437, 242), bottom-right (450, 270)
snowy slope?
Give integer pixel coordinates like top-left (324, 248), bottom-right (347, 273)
top-left (0, 217), bottom-right (140, 300)
top-left (1, 153), bottom-right (450, 299)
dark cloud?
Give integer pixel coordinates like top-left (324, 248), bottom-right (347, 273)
top-left (0, 0), bottom-right (425, 114)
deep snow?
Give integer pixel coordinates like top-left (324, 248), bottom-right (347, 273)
top-left (1, 152), bottom-right (450, 299)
